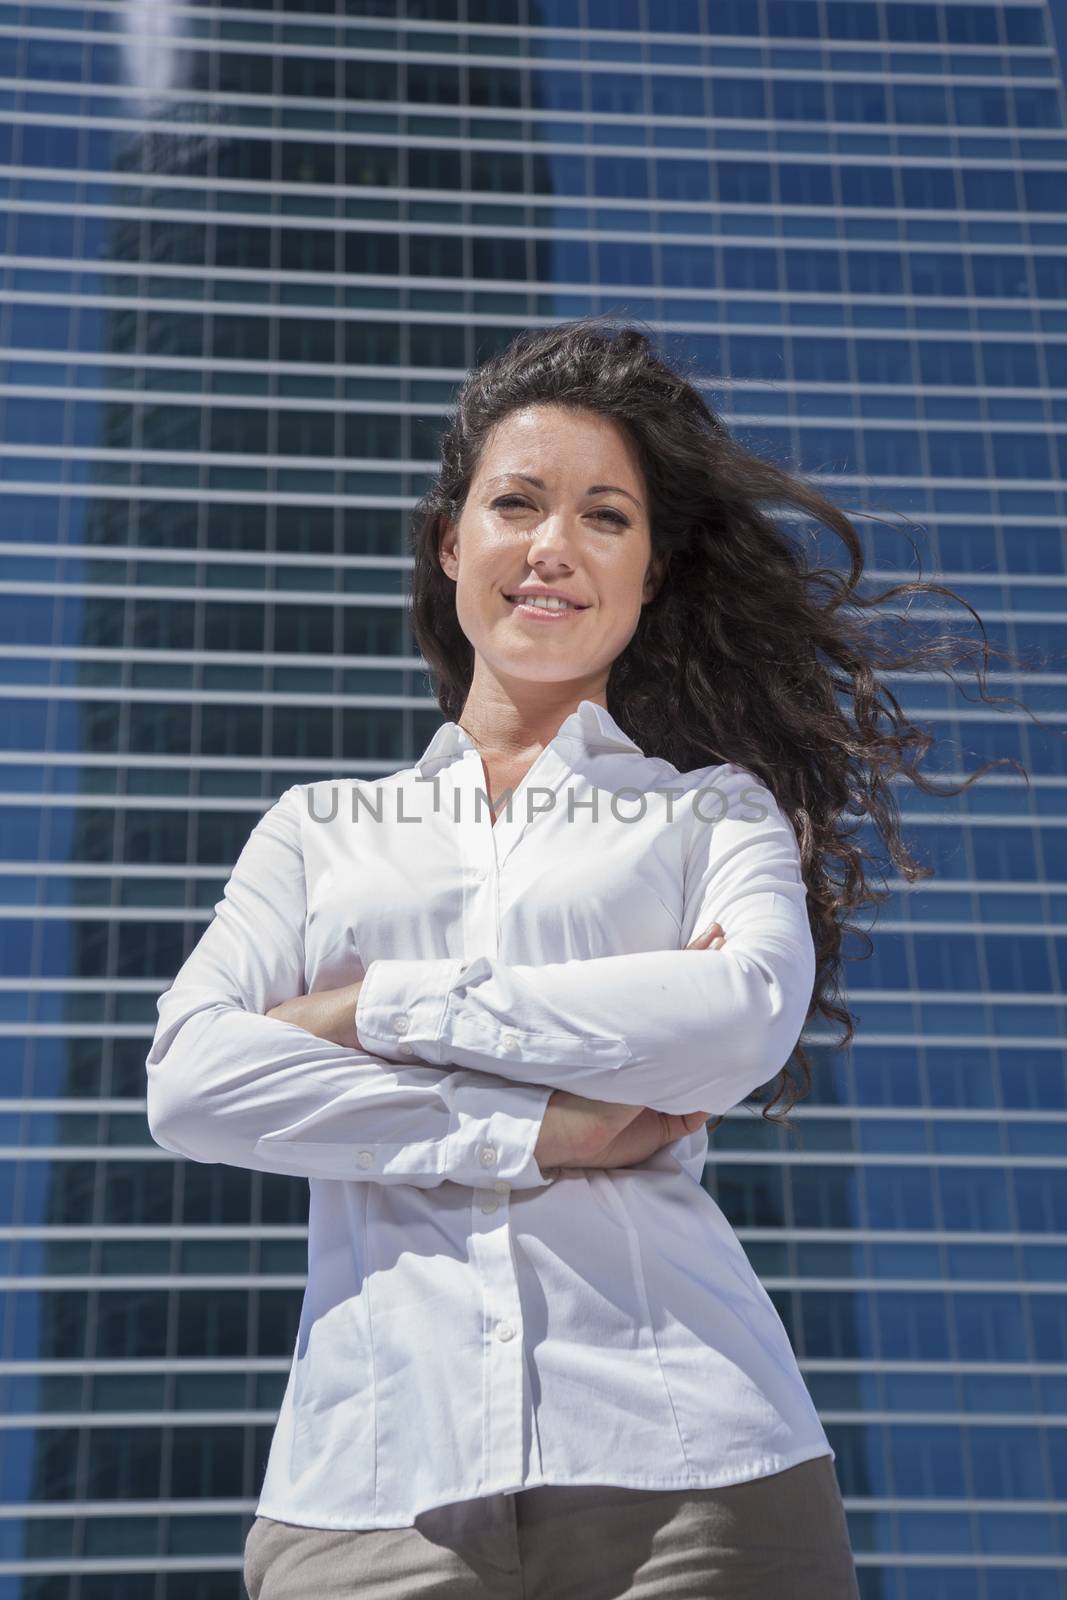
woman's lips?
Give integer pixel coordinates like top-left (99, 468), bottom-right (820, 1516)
top-left (504, 596), bottom-right (589, 622)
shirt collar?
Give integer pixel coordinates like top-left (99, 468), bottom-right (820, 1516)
top-left (415, 697), bottom-right (644, 774)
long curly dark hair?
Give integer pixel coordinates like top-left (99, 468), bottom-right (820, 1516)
top-left (408, 315), bottom-right (1048, 1135)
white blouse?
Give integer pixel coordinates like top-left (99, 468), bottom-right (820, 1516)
top-left (146, 697), bottom-right (834, 1530)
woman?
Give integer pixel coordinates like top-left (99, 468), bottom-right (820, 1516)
top-left (147, 319), bottom-right (1025, 1598)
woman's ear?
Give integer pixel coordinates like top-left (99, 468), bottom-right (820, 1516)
top-left (643, 551), bottom-right (667, 604)
top-left (438, 518), bottom-right (458, 582)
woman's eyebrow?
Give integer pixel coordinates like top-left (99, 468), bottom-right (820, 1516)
top-left (487, 472), bottom-right (643, 509)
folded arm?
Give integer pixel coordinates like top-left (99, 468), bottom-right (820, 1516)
top-left (145, 785), bottom-right (554, 1189)
top-left (355, 765), bottom-right (817, 1117)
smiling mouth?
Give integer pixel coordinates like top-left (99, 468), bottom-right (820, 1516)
top-left (503, 595), bottom-right (590, 612)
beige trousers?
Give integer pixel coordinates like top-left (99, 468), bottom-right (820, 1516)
top-left (243, 1452), bottom-right (859, 1600)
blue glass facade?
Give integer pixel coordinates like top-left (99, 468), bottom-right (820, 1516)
top-left (0, 1), bottom-right (1066, 1593)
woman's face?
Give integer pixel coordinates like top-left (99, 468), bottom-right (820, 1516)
top-left (439, 404), bottom-right (663, 695)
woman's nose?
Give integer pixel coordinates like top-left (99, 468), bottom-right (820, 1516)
top-left (525, 517), bottom-right (580, 558)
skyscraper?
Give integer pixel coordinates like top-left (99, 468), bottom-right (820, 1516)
top-left (1, 1), bottom-right (1065, 1593)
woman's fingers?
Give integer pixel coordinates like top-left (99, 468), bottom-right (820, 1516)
top-left (686, 921), bottom-right (727, 951)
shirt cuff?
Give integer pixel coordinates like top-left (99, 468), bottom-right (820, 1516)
top-left (355, 960), bottom-right (558, 1190)
top-left (449, 1075), bottom-right (557, 1190)
top-left (356, 956), bottom-right (466, 1066)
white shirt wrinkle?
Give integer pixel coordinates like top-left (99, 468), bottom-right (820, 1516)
top-left (145, 696), bottom-right (833, 1528)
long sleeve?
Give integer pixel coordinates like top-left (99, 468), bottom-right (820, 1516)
top-left (145, 784), bottom-right (555, 1189)
top-left (355, 764), bottom-right (816, 1117)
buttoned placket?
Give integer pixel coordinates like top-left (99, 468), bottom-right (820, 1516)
top-left (445, 742), bottom-right (572, 1490)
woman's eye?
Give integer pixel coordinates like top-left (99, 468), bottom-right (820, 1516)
top-left (491, 496), bottom-right (627, 526)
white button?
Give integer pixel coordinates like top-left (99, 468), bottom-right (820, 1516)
top-left (392, 1013), bottom-right (410, 1034)
top-left (398, 1041), bottom-right (413, 1055)
top-left (479, 1145), bottom-right (497, 1166)
top-left (480, 1200), bottom-right (499, 1214)
top-left (493, 1180), bottom-right (510, 1195)
top-left (499, 1032), bottom-right (520, 1054)
top-left (495, 1320), bottom-right (515, 1342)
top-left (357, 1151), bottom-right (375, 1167)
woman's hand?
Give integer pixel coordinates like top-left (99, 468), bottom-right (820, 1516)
top-left (569, 1103), bottom-right (713, 1171)
top-left (266, 980), bottom-right (364, 1050)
